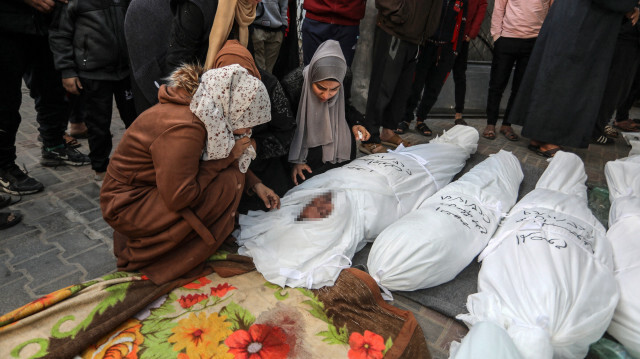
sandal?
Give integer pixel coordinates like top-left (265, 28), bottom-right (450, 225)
top-left (358, 142), bottom-right (389, 155)
top-left (0, 212), bottom-right (22, 230)
top-left (482, 125), bottom-right (496, 140)
top-left (381, 134), bottom-right (411, 149)
top-left (0, 195), bottom-right (16, 209)
top-left (613, 120), bottom-right (640, 132)
top-left (604, 125), bottom-right (619, 138)
top-left (415, 122), bottom-right (432, 136)
top-left (454, 118), bottom-right (468, 126)
top-left (528, 144), bottom-right (561, 158)
top-left (394, 121), bottom-right (410, 135)
top-left (63, 132), bottom-right (82, 148)
top-left (69, 129), bottom-right (89, 139)
top-left (499, 126), bottom-right (519, 141)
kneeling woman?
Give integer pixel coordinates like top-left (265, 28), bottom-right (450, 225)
top-left (100, 64), bottom-right (280, 285)
top-left (288, 40), bottom-right (370, 185)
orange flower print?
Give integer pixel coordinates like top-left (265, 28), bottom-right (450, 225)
top-left (178, 293), bottom-right (209, 308)
top-left (225, 324), bottom-right (290, 359)
top-left (168, 312), bottom-right (233, 359)
top-left (348, 330), bottom-right (386, 359)
top-left (82, 319), bottom-right (144, 359)
top-left (210, 283), bottom-right (237, 298)
top-left (183, 277), bottom-right (212, 289)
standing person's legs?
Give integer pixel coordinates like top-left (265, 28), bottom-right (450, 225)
top-left (484, 37), bottom-right (518, 139)
top-left (400, 44), bottom-right (435, 128)
top-left (615, 64), bottom-right (640, 123)
top-left (80, 78), bottom-right (115, 174)
top-left (364, 27), bottom-right (417, 147)
top-left (68, 94), bottom-right (88, 137)
top-left (263, 31), bottom-right (284, 73)
top-left (415, 43), bottom-right (457, 123)
top-left (453, 41), bottom-right (470, 119)
top-left (113, 76), bottom-right (137, 128)
top-left (251, 27), bottom-right (268, 70)
top-left (0, 32), bottom-right (44, 194)
top-left (502, 38), bottom-right (536, 127)
top-left (301, 18), bottom-right (330, 65)
top-left (329, 24), bottom-right (360, 67)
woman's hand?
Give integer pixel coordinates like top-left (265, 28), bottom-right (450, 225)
top-left (351, 125), bottom-right (371, 141)
top-left (230, 137), bottom-right (252, 160)
top-left (253, 183), bottom-right (280, 209)
top-left (291, 163), bottom-right (312, 185)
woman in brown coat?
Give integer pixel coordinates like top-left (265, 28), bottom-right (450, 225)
top-left (100, 63), bottom-right (279, 285)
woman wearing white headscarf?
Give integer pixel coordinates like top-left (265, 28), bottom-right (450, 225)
top-left (288, 40), bottom-right (370, 185)
top-left (100, 63), bottom-right (279, 285)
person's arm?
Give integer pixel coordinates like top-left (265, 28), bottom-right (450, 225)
top-left (23, 0), bottom-right (67, 13)
top-left (166, 1), bottom-right (205, 73)
top-left (375, 0), bottom-right (408, 24)
top-left (468, 0), bottom-right (488, 40)
top-left (151, 123), bottom-right (235, 212)
top-left (48, 1), bottom-right (76, 77)
top-left (490, 0), bottom-right (506, 41)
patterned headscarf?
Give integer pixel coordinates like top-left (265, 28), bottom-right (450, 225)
top-left (190, 64), bottom-right (271, 173)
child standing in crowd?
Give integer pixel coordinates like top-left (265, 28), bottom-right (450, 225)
top-left (251, 0), bottom-right (289, 73)
top-left (49, 0), bottom-right (136, 182)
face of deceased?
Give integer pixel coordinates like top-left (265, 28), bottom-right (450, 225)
top-left (311, 80), bottom-right (340, 103)
top-left (298, 192), bottom-right (334, 220)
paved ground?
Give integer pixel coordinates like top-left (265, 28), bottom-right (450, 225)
top-left (0, 87), bottom-right (635, 358)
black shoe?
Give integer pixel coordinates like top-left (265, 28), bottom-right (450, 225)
top-left (41, 145), bottom-right (90, 167)
top-left (591, 135), bottom-right (614, 145)
top-left (0, 163), bottom-right (44, 195)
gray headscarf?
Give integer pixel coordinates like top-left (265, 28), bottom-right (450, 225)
top-left (288, 40), bottom-right (350, 164)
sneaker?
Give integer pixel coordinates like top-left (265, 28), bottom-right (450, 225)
top-left (40, 145), bottom-right (90, 167)
top-left (0, 163), bottom-right (44, 195)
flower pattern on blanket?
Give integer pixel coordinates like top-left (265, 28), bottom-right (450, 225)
top-left (2, 270), bottom-right (400, 359)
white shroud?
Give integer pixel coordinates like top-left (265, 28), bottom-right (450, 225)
top-left (368, 150), bottom-right (523, 292)
top-left (604, 154), bottom-right (640, 358)
top-left (237, 126), bottom-right (478, 289)
top-left (455, 151), bottom-right (618, 359)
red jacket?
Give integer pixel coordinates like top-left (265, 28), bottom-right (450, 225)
top-left (464, 0), bottom-right (487, 39)
top-left (303, 0), bottom-right (366, 26)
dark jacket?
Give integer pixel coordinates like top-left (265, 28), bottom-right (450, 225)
top-left (0, 1), bottom-right (50, 36)
top-left (49, 0), bottom-right (130, 81)
top-left (253, 0), bottom-right (288, 31)
top-left (464, 0), bottom-right (487, 39)
top-left (303, 0), bottom-right (366, 26)
top-left (430, 0), bottom-right (467, 45)
top-left (375, 0), bottom-right (443, 45)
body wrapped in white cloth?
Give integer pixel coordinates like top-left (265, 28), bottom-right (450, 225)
top-left (368, 150), bottom-right (523, 292)
top-left (604, 153), bottom-right (640, 358)
top-left (237, 126), bottom-right (478, 289)
top-left (455, 151), bottom-right (619, 359)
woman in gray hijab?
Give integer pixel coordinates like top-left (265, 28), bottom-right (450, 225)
top-left (288, 40), bottom-right (370, 185)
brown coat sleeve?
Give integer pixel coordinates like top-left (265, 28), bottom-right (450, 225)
top-left (150, 123), bottom-right (235, 212)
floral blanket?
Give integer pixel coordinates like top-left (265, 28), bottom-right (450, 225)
top-left (0, 259), bottom-right (429, 359)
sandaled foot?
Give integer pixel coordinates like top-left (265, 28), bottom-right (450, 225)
top-left (381, 133), bottom-right (410, 149)
top-left (63, 132), bottom-right (81, 148)
top-left (482, 125), bottom-right (496, 140)
top-left (613, 120), bottom-right (640, 132)
top-left (454, 118), bottom-right (468, 126)
top-left (499, 126), bottom-right (519, 141)
top-left (394, 121), bottom-right (410, 135)
top-left (529, 143), bottom-right (561, 158)
top-left (358, 142), bottom-right (389, 155)
top-left (0, 212), bottom-right (22, 230)
top-left (416, 121), bottom-right (432, 136)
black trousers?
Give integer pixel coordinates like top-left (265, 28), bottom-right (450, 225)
top-left (593, 37), bottom-right (640, 137)
top-left (486, 37), bottom-right (536, 126)
top-left (616, 63), bottom-right (640, 122)
top-left (452, 41), bottom-right (470, 113)
top-left (403, 42), bottom-right (456, 123)
top-left (80, 77), bottom-right (136, 172)
top-left (365, 27), bottom-right (418, 144)
top-left (0, 32), bottom-right (68, 168)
